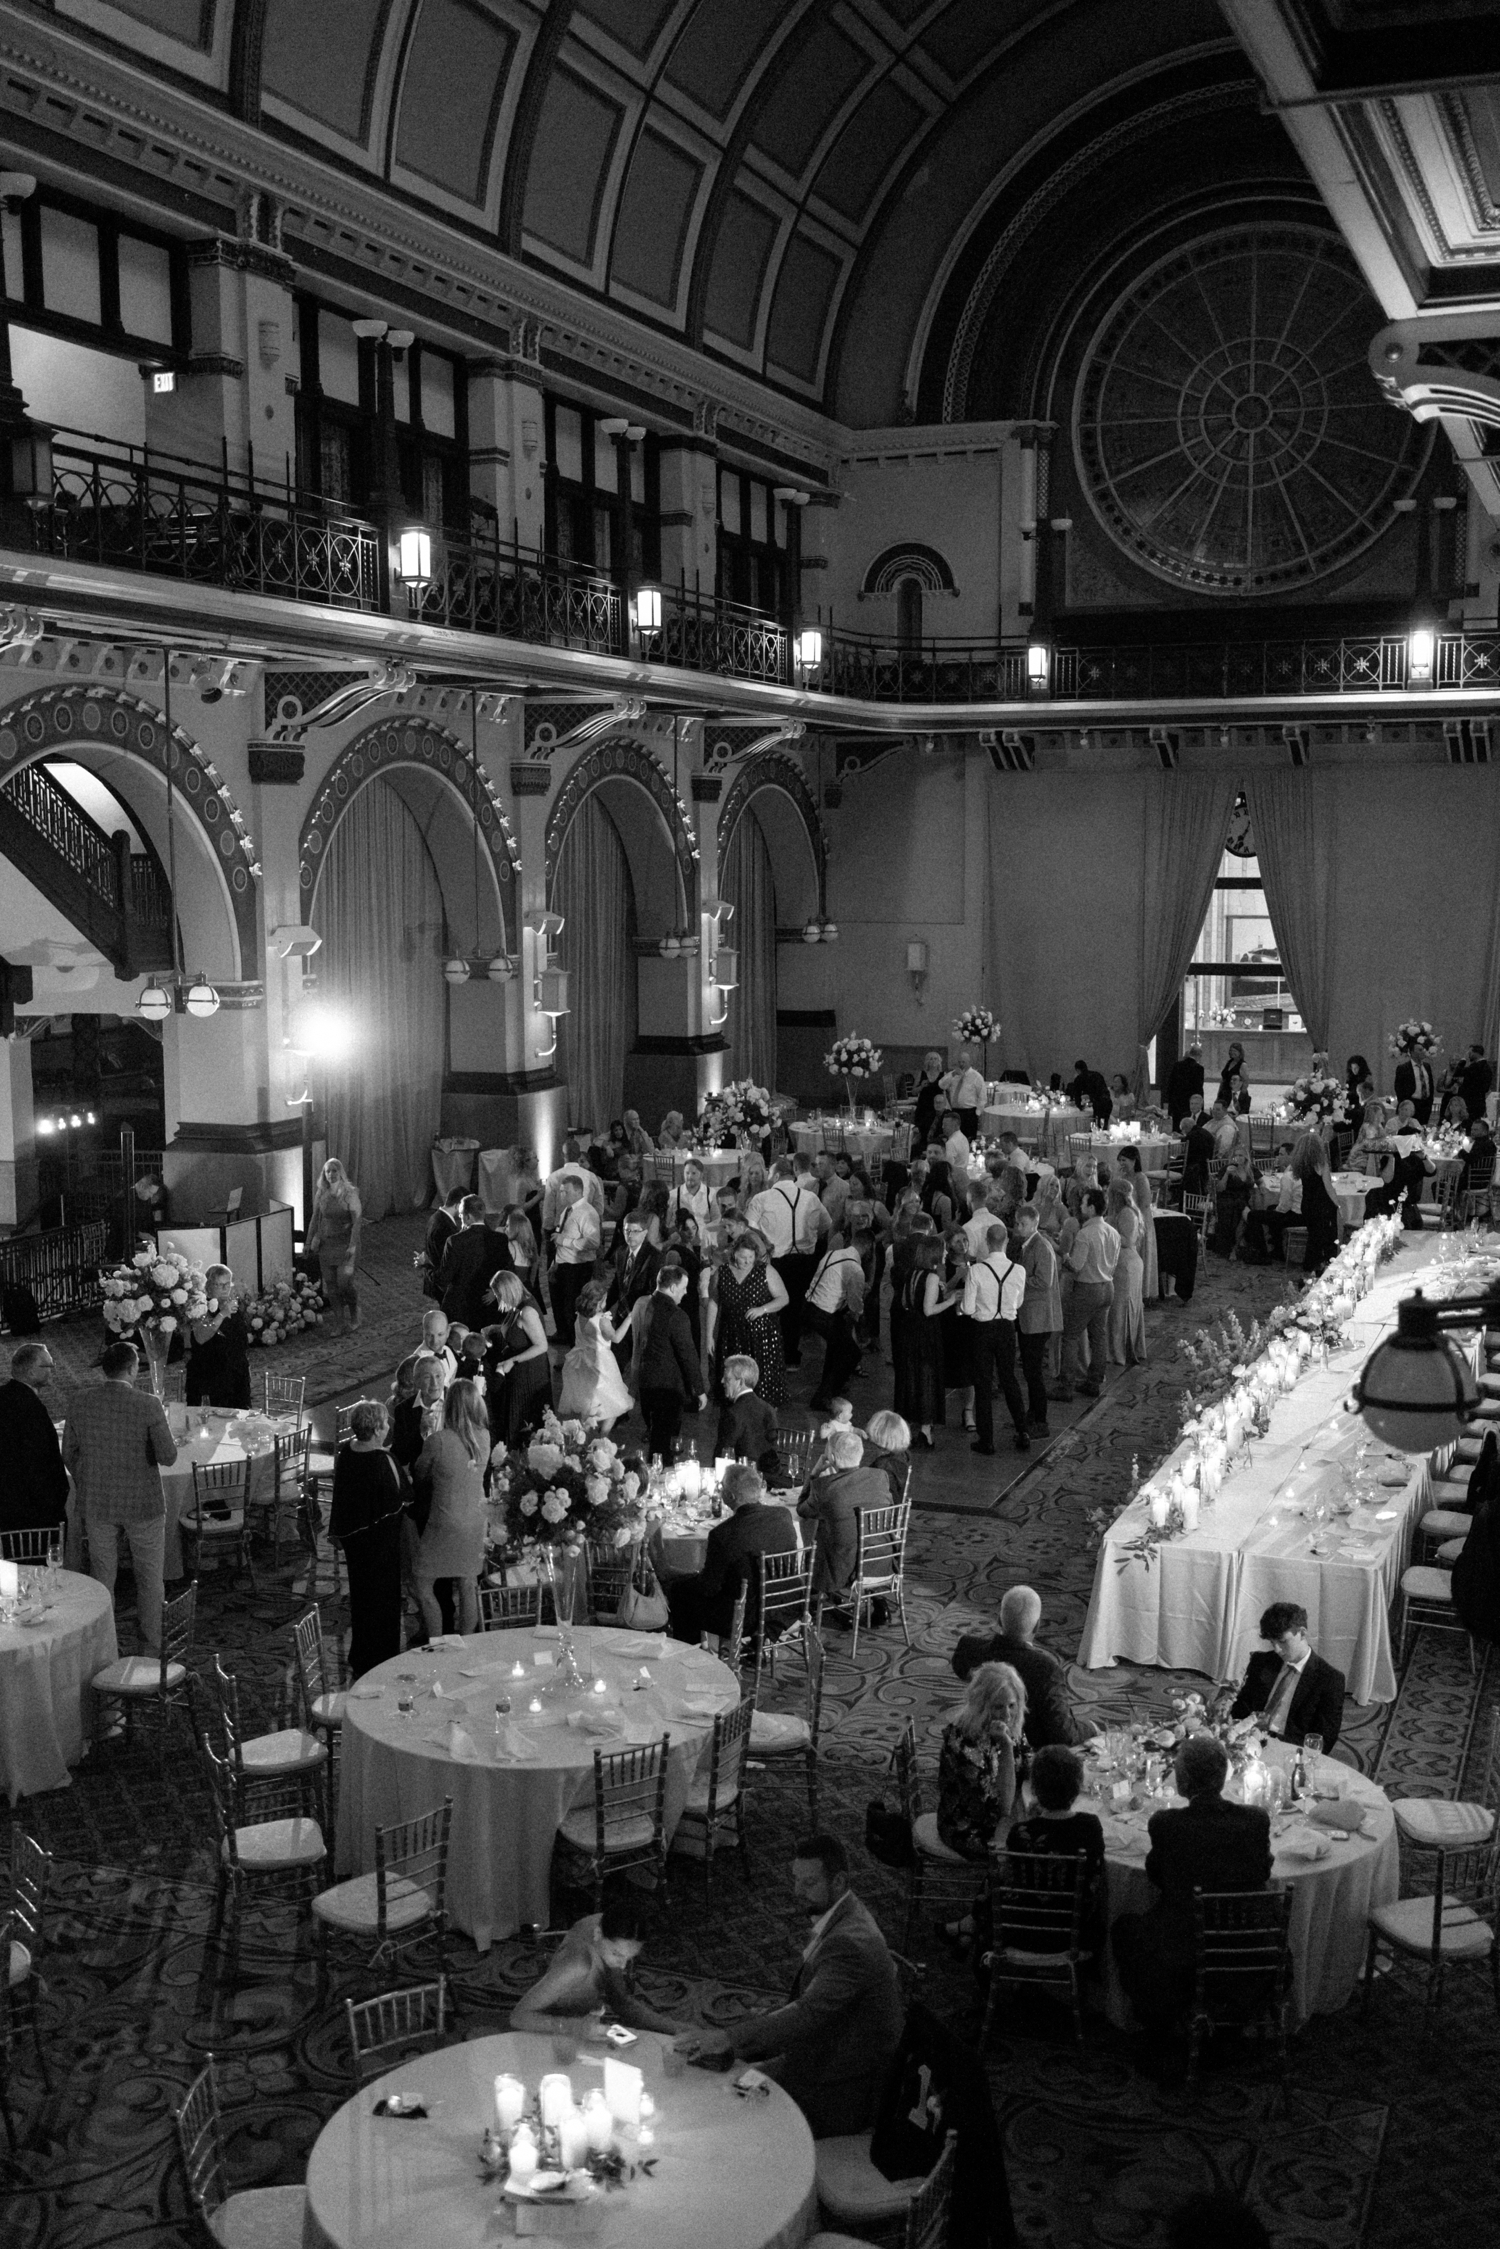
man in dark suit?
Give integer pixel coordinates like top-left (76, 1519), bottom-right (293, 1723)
top-left (1392, 1052), bottom-right (1435, 1125)
top-left (607, 1209), bottom-right (660, 1322)
top-left (1460, 1043), bottom-right (1494, 1124)
top-left (1163, 1041), bottom-right (1206, 1130)
top-left (1069, 1060), bottom-right (1113, 1124)
top-left (1112, 1733), bottom-right (1272, 2047)
top-left (952, 1584), bottom-right (1096, 1747)
top-left (1229, 1601), bottom-right (1345, 1751)
top-left (683, 1832), bottom-right (903, 2137)
top-left (665, 1459), bottom-right (796, 1643)
top-left (0, 1341), bottom-right (69, 1538)
top-left (437, 1200), bottom-right (508, 1327)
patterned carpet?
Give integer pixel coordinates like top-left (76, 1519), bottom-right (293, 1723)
top-left (4, 1227), bottom-right (1499, 2248)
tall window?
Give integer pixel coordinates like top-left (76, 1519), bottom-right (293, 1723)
top-left (544, 398), bottom-right (659, 582)
top-left (294, 296), bottom-right (467, 525)
top-left (717, 468), bottom-right (787, 616)
top-left (1183, 801), bottom-right (1301, 1037)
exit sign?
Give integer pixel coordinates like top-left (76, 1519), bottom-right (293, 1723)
top-left (151, 370), bottom-right (176, 394)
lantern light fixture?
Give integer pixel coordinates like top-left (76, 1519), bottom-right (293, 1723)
top-left (1026, 641), bottom-right (1051, 690)
top-left (1407, 624), bottom-right (1436, 685)
top-left (184, 979), bottom-right (220, 1018)
top-left (796, 626), bottom-right (823, 670)
top-left (136, 980), bottom-right (172, 1023)
top-left (635, 585), bottom-right (663, 633)
top-left (1352, 1287), bottom-right (1488, 1450)
top-left (397, 525), bottom-right (433, 590)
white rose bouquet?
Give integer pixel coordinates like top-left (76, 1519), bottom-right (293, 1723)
top-left (1388, 1019), bottom-right (1438, 1061)
top-left (953, 1007), bottom-right (996, 1053)
top-left (825, 1033), bottom-right (883, 1078)
top-left (1284, 1071), bottom-right (1348, 1124)
top-left (100, 1244), bottom-right (210, 1395)
top-left (698, 1078), bottom-right (773, 1147)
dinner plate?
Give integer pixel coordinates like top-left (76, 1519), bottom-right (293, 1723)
top-left (504, 2173), bottom-right (597, 2205)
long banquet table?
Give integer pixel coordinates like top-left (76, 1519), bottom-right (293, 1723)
top-left (1078, 1236), bottom-right (1462, 1703)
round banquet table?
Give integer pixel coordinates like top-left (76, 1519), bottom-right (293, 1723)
top-left (158, 1409), bottom-right (296, 1578)
top-left (431, 1140), bottom-right (479, 1198)
top-left (640, 1149), bottom-right (744, 1191)
top-left (979, 1101), bottom-right (1085, 1163)
top-left (1095, 1760), bottom-right (1396, 2027)
top-left (0, 1570), bottom-right (117, 1804)
top-left (1330, 1172), bottom-right (1380, 1229)
top-left (1084, 1131), bottom-right (1174, 1173)
top-left (790, 1120), bottom-right (893, 1167)
top-left (303, 2027), bottom-right (817, 2249)
top-left (336, 1626), bottom-right (740, 1951)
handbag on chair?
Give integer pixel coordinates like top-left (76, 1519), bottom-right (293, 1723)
top-left (616, 1550), bottom-right (670, 1631)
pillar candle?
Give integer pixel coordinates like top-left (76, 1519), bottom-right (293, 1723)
top-left (603, 2058), bottom-right (642, 2126)
top-left (558, 2105), bottom-right (591, 2171)
top-left (539, 2073), bottom-right (574, 2128)
top-left (582, 2089), bottom-right (613, 2152)
top-left (509, 2123), bottom-right (538, 2179)
top-left (494, 2075), bottom-right (526, 2130)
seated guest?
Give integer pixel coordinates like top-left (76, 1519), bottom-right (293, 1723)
top-left (1240, 1142), bottom-right (1301, 1263)
top-left (953, 1584), bottom-right (1096, 1746)
top-left (798, 1425), bottom-right (892, 1618)
top-left (1109, 1073), bottom-right (1137, 1124)
top-left (677, 1833), bottom-right (902, 2137)
top-left (657, 1109), bottom-right (687, 1151)
top-left (863, 1409), bottom-right (912, 1507)
top-left (1228, 1601), bottom-right (1345, 1750)
top-left (665, 1461), bottom-right (797, 1644)
top-left (512, 1895), bottom-right (683, 2034)
top-left (937, 1661), bottom-right (1025, 1859)
top-left (1224, 1072), bottom-right (1253, 1115)
top-left (1006, 1744), bottom-right (1106, 1955)
top-left (0, 1341), bottom-right (68, 1539)
top-left (1112, 1734), bottom-right (1271, 2041)
top-left (715, 1352), bottom-right (780, 1475)
top-left (1207, 1100), bottom-right (1240, 1160)
top-left (187, 1262), bottom-right (252, 1409)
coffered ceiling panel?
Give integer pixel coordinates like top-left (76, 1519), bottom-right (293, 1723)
top-left (394, 0), bottom-right (516, 205)
top-left (659, 0), bottom-right (796, 122)
top-left (611, 127), bottom-right (705, 309)
top-left (521, 64), bottom-right (625, 269)
top-left (765, 230), bottom-right (845, 385)
top-left (702, 188), bottom-right (781, 353)
top-left (746, 20), bottom-right (871, 181)
top-left (260, 0), bottom-right (388, 143)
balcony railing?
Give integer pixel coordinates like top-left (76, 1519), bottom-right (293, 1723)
top-left (30, 434), bottom-right (380, 610)
top-left (644, 586), bottom-right (788, 683)
top-left (0, 1217), bottom-right (112, 1328)
top-left (417, 527), bottom-right (620, 655)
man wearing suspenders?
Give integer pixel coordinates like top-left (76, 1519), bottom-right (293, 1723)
top-left (747, 1156), bottom-right (829, 1367)
top-left (961, 1222), bottom-right (1029, 1455)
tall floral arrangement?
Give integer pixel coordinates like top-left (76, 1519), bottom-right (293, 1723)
top-left (1389, 1019), bottom-right (1439, 1061)
top-left (697, 1079), bottom-right (772, 1148)
top-left (490, 1412), bottom-right (650, 1557)
top-left (100, 1244), bottom-right (210, 1395)
top-left (1284, 1069), bottom-right (1348, 1124)
top-left (825, 1031), bottom-right (884, 1118)
top-left (953, 1007), bottom-right (996, 1073)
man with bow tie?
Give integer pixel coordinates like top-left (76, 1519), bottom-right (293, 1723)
top-left (1229, 1601), bottom-right (1344, 1750)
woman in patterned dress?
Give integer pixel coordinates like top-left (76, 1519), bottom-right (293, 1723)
top-left (705, 1231), bottom-right (789, 1405)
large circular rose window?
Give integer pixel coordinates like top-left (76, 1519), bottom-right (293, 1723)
top-left (1073, 223), bottom-right (1429, 595)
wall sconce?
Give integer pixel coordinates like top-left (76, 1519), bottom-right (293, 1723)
top-left (534, 963), bottom-right (570, 1059)
top-left (907, 939), bottom-right (929, 1001)
top-left (1407, 625), bottom-right (1436, 685)
top-left (486, 953), bottom-right (516, 981)
top-left (271, 925), bottom-right (323, 960)
top-left (635, 585), bottom-right (662, 633)
top-left (10, 419), bottom-right (52, 506)
top-left (136, 979), bottom-right (172, 1023)
top-left (184, 978), bottom-right (221, 1018)
top-left (443, 956), bottom-right (471, 985)
top-left (397, 524), bottom-right (433, 593)
top-left (525, 909), bottom-right (566, 943)
top-left (1026, 642), bottom-right (1051, 692)
top-left (796, 626), bottom-right (823, 671)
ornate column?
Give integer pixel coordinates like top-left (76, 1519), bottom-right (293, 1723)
top-left (0, 1033), bottom-right (37, 1233)
top-left (166, 234), bottom-right (299, 488)
top-left (467, 326), bottom-right (546, 552)
top-left (657, 402), bottom-right (718, 598)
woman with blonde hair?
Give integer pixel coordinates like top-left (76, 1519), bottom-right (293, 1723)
top-left (1106, 1176), bottom-right (1148, 1367)
top-left (937, 1659), bottom-right (1027, 1860)
top-left (307, 1156), bottom-right (363, 1333)
top-left (482, 1268), bottom-right (552, 1443)
top-left (413, 1376), bottom-right (488, 1636)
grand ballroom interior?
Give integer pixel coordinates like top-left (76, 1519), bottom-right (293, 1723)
top-left (3, 3), bottom-right (1500, 2247)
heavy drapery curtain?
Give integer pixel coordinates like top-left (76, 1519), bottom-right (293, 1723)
top-left (722, 808), bottom-right (777, 1089)
top-left (1243, 770), bottom-right (1333, 1050)
top-left (313, 779), bottom-right (445, 1218)
top-left (553, 795), bottom-right (634, 1131)
top-left (1138, 769), bottom-right (1242, 1047)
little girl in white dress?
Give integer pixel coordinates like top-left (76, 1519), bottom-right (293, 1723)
top-left (558, 1280), bottom-right (633, 1430)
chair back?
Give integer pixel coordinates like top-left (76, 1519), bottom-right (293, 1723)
top-left (893, 1717), bottom-right (923, 1826)
top-left (856, 1498), bottom-right (910, 1596)
top-left (190, 1457), bottom-right (248, 1531)
top-left (585, 1540), bottom-right (635, 1621)
top-left (1469, 1141), bottom-right (1497, 1191)
top-left (720, 1584), bottom-right (748, 1676)
top-left (774, 1418), bottom-right (816, 1483)
top-left (800, 1618), bottom-right (827, 1746)
top-left (160, 1365), bottom-right (187, 1406)
top-left (590, 1737), bottom-right (669, 1857)
top-left (376, 1797), bottom-right (453, 1936)
top-left (264, 1371), bottom-right (306, 1421)
top-left (1434, 1165), bottom-right (1463, 1227)
top-left (292, 1604), bottom-right (337, 1715)
top-left (906, 2130), bottom-right (958, 2249)
top-left (9, 1831), bottom-right (49, 1955)
top-left (175, 2056), bottom-right (229, 2227)
top-left (344, 1978), bottom-right (449, 2087)
top-left (0, 1527), bottom-right (54, 1562)
top-left (700, 1700), bottom-right (754, 1817)
top-left (756, 1546), bottom-right (813, 1646)
top-left (197, 1730), bottom-right (240, 1866)
top-left (209, 1652), bottom-right (246, 1775)
top-left (160, 1582), bottom-right (197, 1677)
top-left (477, 1581), bottom-right (543, 1631)
top-left (335, 1403), bottom-right (363, 1450)
top-left (1428, 1839), bottom-right (1500, 1949)
top-left (989, 1849), bottom-right (1090, 1956)
top-left (1191, 1886), bottom-right (1292, 2020)
top-left (275, 1423), bottom-right (312, 1495)
top-left (1481, 1710), bottom-right (1500, 1815)
top-left (1248, 1111), bottom-right (1277, 1157)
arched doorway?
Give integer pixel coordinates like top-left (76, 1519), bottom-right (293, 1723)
top-left (717, 755), bottom-right (824, 1096)
top-left (895, 576), bottom-right (924, 652)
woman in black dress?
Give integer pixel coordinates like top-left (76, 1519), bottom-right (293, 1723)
top-left (706, 1232), bottom-right (789, 1404)
top-left (186, 1262), bottom-right (252, 1409)
top-left (1215, 1043), bottom-right (1247, 1108)
top-left (891, 1235), bottom-right (959, 1447)
top-left (330, 1398), bottom-right (406, 1676)
top-left (482, 1270), bottom-right (553, 1444)
top-left (1291, 1131), bottom-right (1340, 1272)
top-left (912, 1052), bottom-right (946, 1147)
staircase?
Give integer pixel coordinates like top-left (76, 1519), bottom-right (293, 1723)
top-left (0, 761), bottom-right (171, 976)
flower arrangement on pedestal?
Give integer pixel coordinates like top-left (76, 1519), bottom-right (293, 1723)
top-left (825, 1032), bottom-right (883, 1116)
top-left (243, 1275), bottom-right (326, 1347)
top-left (696, 1079), bottom-right (772, 1149)
top-left (99, 1245), bottom-right (210, 1396)
top-left (952, 1007), bottom-right (997, 1073)
top-left (489, 1413), bottom-right (653, 1688)
top-left (1283, 1068), bottom-right (1349, 1124)
top-left (1389, 1019), bottom-right (1439, 1061)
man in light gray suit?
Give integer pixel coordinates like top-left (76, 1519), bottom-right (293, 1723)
top-left (678, 1832), bottom-right (903, 2135)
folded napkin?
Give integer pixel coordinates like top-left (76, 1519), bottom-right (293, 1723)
top-left (429, 1634), bottom-right (466, 1651)
top-left (444, 1722), bottom-right (480, 1763)
top-left (677, 1693), bottom-right (726, 1718)
top-left (566, 1706), bottom-right (625, 1738)
top-left (1308, 1796), bottom-right (1369, 1838)
top-left (494, 1722), bottom-right (540, 1762)
top-left (1277, 1824), bottom-right (1331, 1863)
top-left (348, 1685), bottom-right (384, 1700)
top-left (611, 1634), bottom-right (667, 1660)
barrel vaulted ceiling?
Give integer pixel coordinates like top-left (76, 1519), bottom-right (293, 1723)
top-left (37, 0), bottom-right (1236, 424)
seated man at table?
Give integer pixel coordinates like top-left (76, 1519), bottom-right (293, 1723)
top-left (1112, 1734), bottom-right (1272, 2058)
top-left (665, 1462), bottom-right (798, 1645)
top-left (677, 1833), bottom-right (902, 2137)
top-left (952, 1585), bottom-right (1097, 1747)
top-left (0, 1341), bottom-right (69, 1540)
top-left (511, 1894), bottom-right (684, 2034)
top-left (1229, 1601), bottom-right (1345, 1752)
top-left (798, 1425), bottom-right (891, 1623)
top-left (63, 1339), bottom-right (178, 1652)
top-left (714, 1354), bottom-right (781, 1478)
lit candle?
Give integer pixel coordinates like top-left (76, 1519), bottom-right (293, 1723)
top-left (528, 1695), bottom-right (543, 1715)
top-left (539, 2072), bottom-right (574, 2129)
top-left (582, 2089), bottom-right (613, 2153)
top-left (604, 2057), bottom-right (643, 2126)
top-left (593, 1677), bottom-right (608, 1695)
top-left (512, 1660), bottom-right (526, 1678)
top-left (494, 2074), bottom-right (526, 2131)
top-left (638, 2125), bottom-right (655, 2147)
top-left (638, 2092), bottom-right (655, 2119)
top-left (1180, 1489), bottom-right (1200, 1533)
top-left (558, 2104), bottom-right (591, 2171)
top-left (509, 2122), bottom-right (538, 2179)
top-left (1148, 1489), bottom-right (1171, 1529)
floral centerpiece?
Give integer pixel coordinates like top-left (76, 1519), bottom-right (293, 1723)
top-left (953, 1007), bottom-right (997, 1074)
top-left (243, 1275), bottom-right (326, 1347)
top-left (1283, 1068), bottom-right (1349, 1125)
top-left (100, 1244), bottom-right (210, 1397)
top-left (697, 1078), bottom-right (772, 1149)
top-left (489, 1411), bottom-right (652, 1685)
top-left (1389, 1018), bottom-right (1439, 1061)
top-left (825, 1031), bottom-right (884, 1118)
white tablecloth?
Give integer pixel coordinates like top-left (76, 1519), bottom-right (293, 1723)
top-left (1078, 1238), bottom-right (1456, 1703)
top-left (303, 2028), bottom-right (816, 2249)
top-left (337, 1626), bottom-right (739, 1950)
top-left (641, 1150), bottom-right (744, 1190)
top-left (1095, 1758), bottom-right (1397, 2026)
top-left (791, 1121), bottom-right (894, 1167)
top-left (979, 1101), bottom-right (1085, 1163)
top-left (1077, 1132), bottom-right (1174, 1174)
top-left (431, 1141), bottom-right (479, 1197)
top-left (0, 1571), bottom-right (116, 1803)
top-left (159, 1410), bottom-right (295, 1578)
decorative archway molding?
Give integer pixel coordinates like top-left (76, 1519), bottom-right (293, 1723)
top-left (544, 736), bottom-right (700, 898)
top-left (717, 750), bottom-right (826, 904)
top-left (299, 716), bottom-right (521, 906)
top-left (0, 682), bottom-right (260, 972)
top-left (859, 542), bottom-right (958, 598)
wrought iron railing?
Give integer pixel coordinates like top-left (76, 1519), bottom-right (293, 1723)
top-left (417, 529), bottom-right (621, 654)
top-left (646, 587), bottom-right (788, 683)
top-left (3, 758), bottom-right (119, 895)
top-left (30, 436), bottom-right (381, 610)
top-left (128, 852), bottom-right (170, 927)
top-left (819, 637), bottom-right (1028, 702)
top-left (0, 1217), bottom-right (112, 1328)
